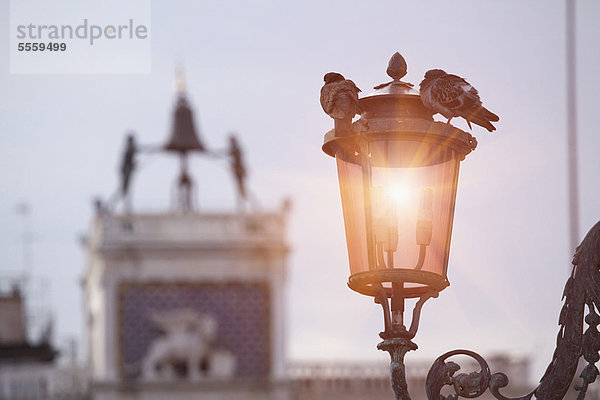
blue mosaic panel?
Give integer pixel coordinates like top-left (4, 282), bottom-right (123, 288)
top-left (118, 282), bottom-right (271, 380)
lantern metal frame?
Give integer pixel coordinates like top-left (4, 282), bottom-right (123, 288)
top-left (324, 119), bottom-right (476, 300)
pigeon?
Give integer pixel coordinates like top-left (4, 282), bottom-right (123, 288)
top-left (320, 72), bottom-right (361, 136)
top-left (419, 69), bottom-right (499, 132)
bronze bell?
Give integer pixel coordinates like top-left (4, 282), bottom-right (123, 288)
top-left (164, 95), bottom-right (206, 153)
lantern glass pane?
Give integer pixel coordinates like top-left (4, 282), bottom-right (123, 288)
top-left (336, 150), bottom-right (368, 274)
top-left (335, 138), bottom-right (460, 286)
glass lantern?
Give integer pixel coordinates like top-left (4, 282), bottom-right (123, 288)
top-left (323, 69), bottom-right (476, 301)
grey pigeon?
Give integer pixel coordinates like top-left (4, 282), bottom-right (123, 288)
top-left (320, 72), bottom-right (361, 136)
top-left (419, 69), bottom-right (499, 132)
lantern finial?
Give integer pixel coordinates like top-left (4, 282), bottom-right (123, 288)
top-left (374, 52), bottom-right (413, 90)
top-left (386, 52), bottom-right (407, 81)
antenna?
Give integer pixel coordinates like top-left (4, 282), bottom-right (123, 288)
top-left (175, 66), bottom-right (186, 94)
top-left (15, 202), bottom-right (32, 284)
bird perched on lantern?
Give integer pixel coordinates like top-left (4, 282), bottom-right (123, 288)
top-left (419, 69), bottom-right (499, 132)
top-left (320, 72), bottom-right (362, 137)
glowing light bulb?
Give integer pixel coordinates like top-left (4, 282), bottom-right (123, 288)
top-left (388, 184), bottom-right (412, 205)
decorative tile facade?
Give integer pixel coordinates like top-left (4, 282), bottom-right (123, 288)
top-left (118, 282), bottom-right (271, 380)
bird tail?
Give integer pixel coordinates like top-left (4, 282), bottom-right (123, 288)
top-left (479, 106), bottom-right (499, 122)
top-left (467, 106), bottom-right (499, 132)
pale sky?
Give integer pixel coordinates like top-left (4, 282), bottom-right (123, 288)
top-left (1, 0), bottom-right (600, 385)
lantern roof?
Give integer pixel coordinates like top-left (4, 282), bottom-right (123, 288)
top-left (322, 52), bottom-right (478, 161)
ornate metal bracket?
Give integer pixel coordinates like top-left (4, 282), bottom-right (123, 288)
top-left (425, 220), bottom-right (600, 400)
top-left (375, 285), bottom-right (437, 340)
top-left (375, 285), bottom-right (438, 400)
top-left (379, 337), bottom-right (419, 400)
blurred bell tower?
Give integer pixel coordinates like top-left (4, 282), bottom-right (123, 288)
top-left (83, 72), bottom-right (291, 400)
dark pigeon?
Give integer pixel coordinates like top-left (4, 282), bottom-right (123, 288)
top-left (320, 72), bottom-right (361, 136)
top-left (419, 69), bottom-right (499, 132)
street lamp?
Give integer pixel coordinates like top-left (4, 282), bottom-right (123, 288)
top-left (322, 52), bottom-right (476, 398)
top-left (322, 52), bottom-right (600, 400)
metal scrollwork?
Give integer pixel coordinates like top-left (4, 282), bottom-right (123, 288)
top-left (488, 373), bottom-right (534, 400)
top-left (425, 220), bottom-right (600, 400)
top-left (535, 220), bottom-right (600, 400)
top-left (572, 221), bottom-right (600, 399)
top-left (425, 349), bottom-right (537, 400)
top-left (426, 350), bottom-right (491, 400)
top-left (576, 306), bottom-right (600, 398)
